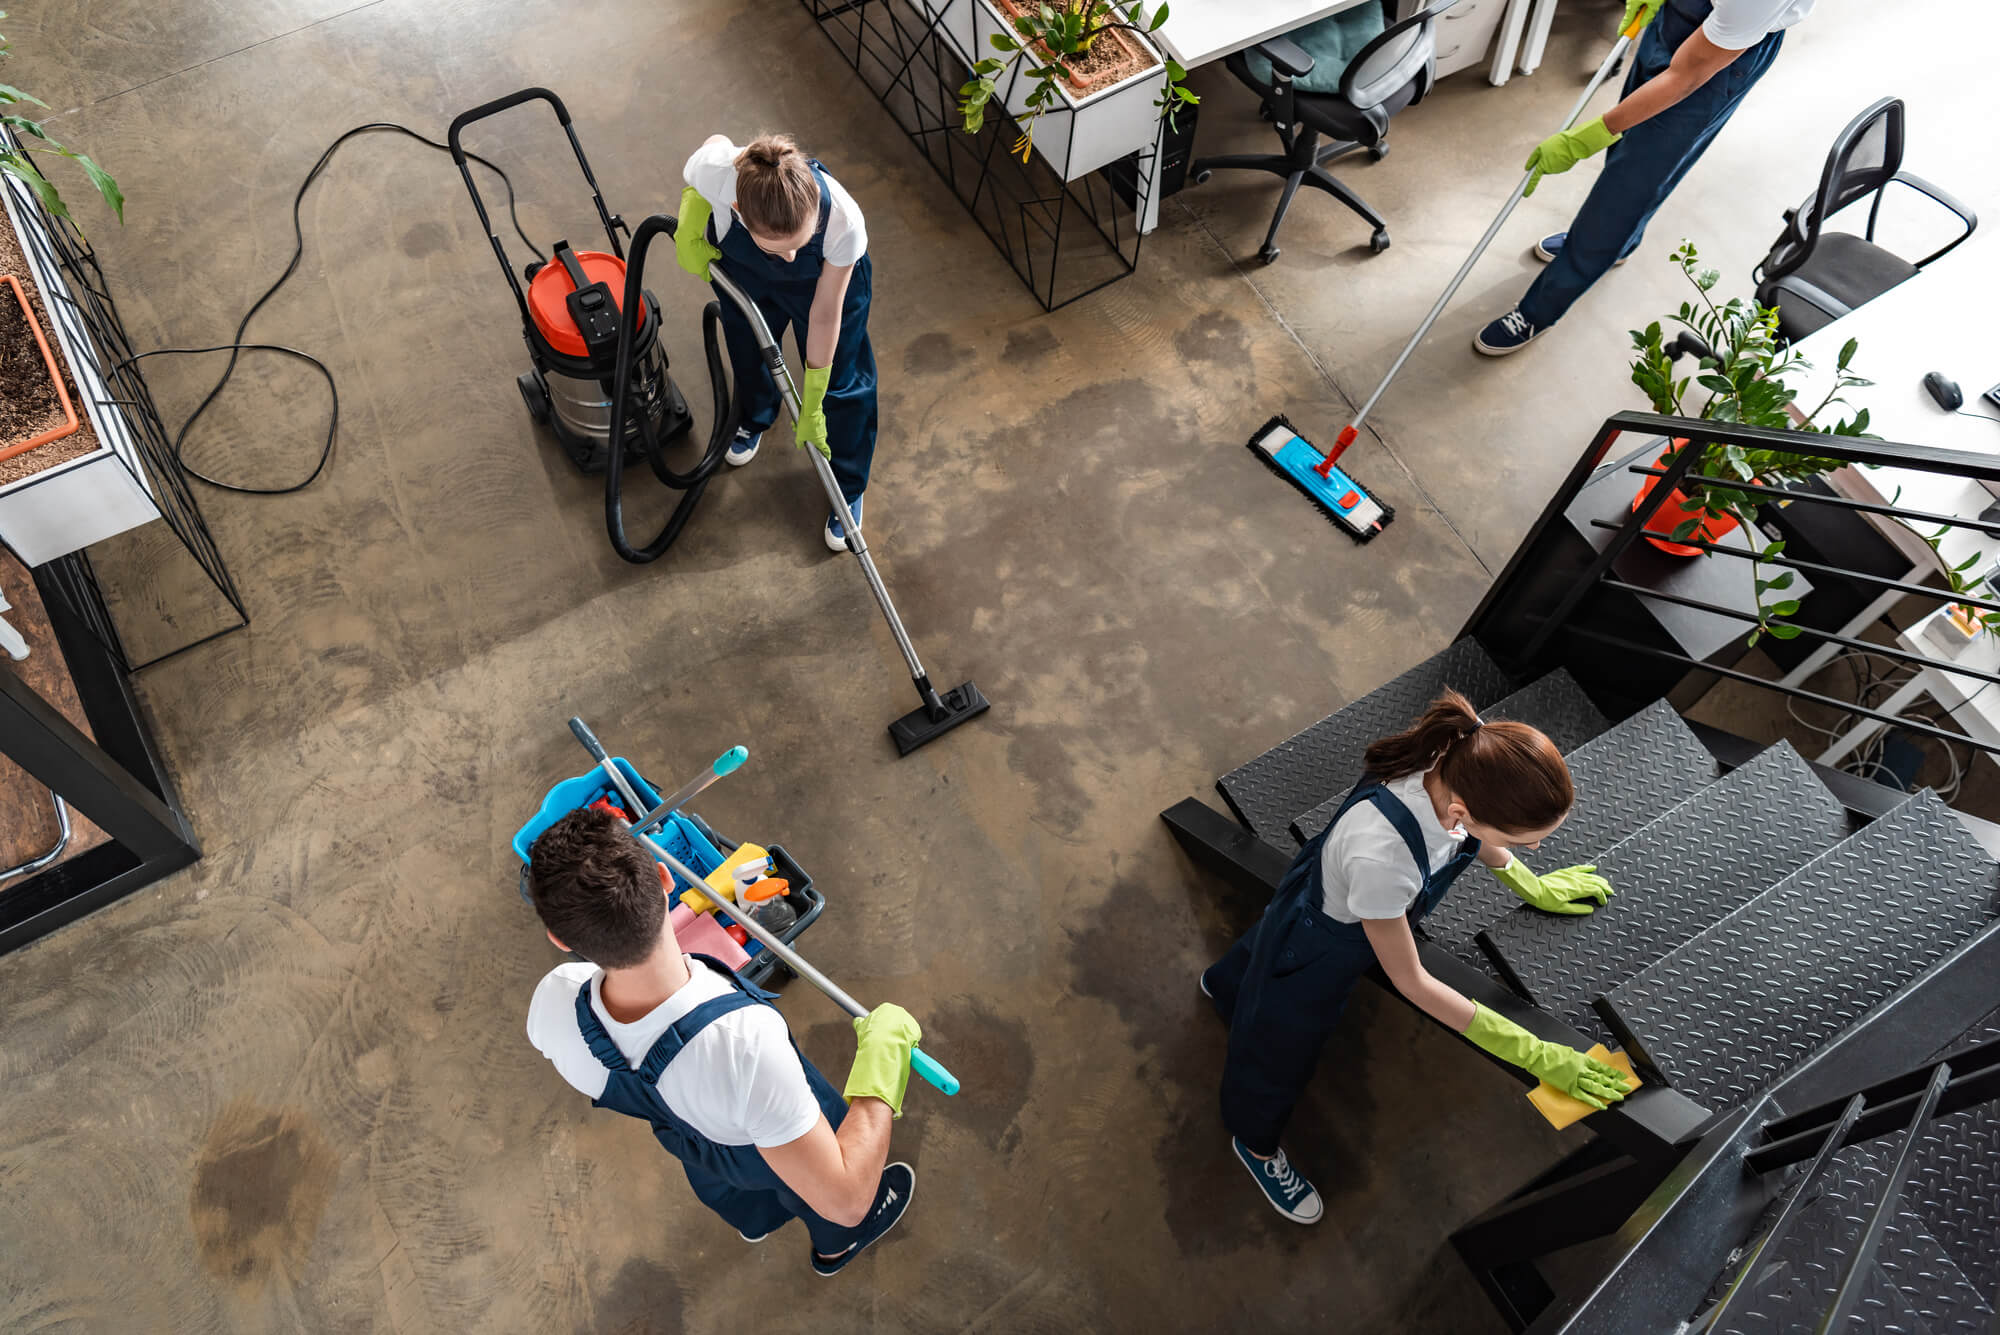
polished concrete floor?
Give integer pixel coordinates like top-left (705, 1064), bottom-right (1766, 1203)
top-left (2, 1), bottom-right (1992, 1331)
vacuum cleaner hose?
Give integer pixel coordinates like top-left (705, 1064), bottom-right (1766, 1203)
top-left (603, 213), bottom-right (737, 564)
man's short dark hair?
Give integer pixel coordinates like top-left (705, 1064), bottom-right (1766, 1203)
top-left (526, 806), bottom-right (665, 968)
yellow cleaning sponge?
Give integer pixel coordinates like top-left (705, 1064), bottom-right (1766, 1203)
top-left (1527, 1045), bottom-right (1642, 1129)
top-left (679, 842), bottom-right (771, 916)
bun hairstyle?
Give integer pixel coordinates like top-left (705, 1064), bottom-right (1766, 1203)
top-left (734, 133), bottom-right (819, 238)
top-left (1362, 688), bottom-right (1573, 836)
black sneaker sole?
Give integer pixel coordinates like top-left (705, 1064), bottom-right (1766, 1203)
top-left (812, 1162), bottom-right (915, 1277)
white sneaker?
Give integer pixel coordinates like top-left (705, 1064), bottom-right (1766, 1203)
top-left (726, 429), bottom-right (761, 467)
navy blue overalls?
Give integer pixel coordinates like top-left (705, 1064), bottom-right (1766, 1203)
top-left (573, 955), bottom-right (864, 1253)
top-left (1206, 776), bottom-right (1481, 1156)
top-left (712, 161), bottom-right (877, 508)
top-left (1517, 0), bottom-right (1786, 329)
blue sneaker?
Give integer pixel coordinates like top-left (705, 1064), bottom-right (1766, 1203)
top-left (1534, 232), bottom-right (1625, 266)
top-left (1473, 308), bottom-right (1547, 357)
top-left (726, 429), bottom-right (761, 467)
top-left (823, 496), bottom-right (863, 552)
top-left (812, 1161), bottom-right (914, 1276)
top-left (1232, 1138), bottom-right (1323, 1224)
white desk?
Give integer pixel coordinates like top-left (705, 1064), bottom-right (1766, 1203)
top-left (1775, 235), bottom-right (2000, 762)
top-left (1150, 0), bottom-right (1379, 68)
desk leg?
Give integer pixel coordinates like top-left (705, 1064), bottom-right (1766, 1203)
top-left (1777, 586), bottom-right (1904, 691)
top-left (1490, 0), bottom-right (1533, 86)
top-left (1818, 673), bottom-right (1928, 767)
top-left (1519, 0), bottom-right (1558, 76)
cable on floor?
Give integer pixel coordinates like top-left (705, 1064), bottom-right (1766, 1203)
top-left (114, 122), bottom-right (543, 495)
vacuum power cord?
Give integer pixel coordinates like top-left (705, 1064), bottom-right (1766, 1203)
top-left (121, 122), bottom-right (541, 495)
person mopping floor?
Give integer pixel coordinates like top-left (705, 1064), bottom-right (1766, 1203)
top-left (524, 806), bottom-right (920, 1274)
top-left (1203, 691), bottom-right (1631, 1223)
top-left (1473, 0), bottom-right (1806, 355)
top-left (675, 133), bottom-right (877, 550)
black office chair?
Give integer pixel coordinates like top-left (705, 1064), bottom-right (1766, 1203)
top-left (1189, 0), bottom-right (1457, 264)
top-left (1755, 97), bottom-right (1977, 343)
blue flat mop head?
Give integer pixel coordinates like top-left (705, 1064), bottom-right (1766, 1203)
top-left (1247, 415), bottom-right (1392, 542)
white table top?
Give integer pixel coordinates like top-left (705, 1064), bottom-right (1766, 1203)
top-left (1791, 235), bottom-right (2000, 739)
top-left (1150, 0), bottom-right (1380, 68)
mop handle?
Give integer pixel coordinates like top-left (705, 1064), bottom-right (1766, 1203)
top-left (1320, 19), bottom-right (1645, 474)
top-left (633, 746), bottom-right (748, 836)
top-left (566, 718), bottom-right (962, 1097)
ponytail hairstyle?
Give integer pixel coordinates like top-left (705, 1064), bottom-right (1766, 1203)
top-left (1362, 688), bottom-right (1573, 836)
top-left (733, 134), bottom-right (819, 238)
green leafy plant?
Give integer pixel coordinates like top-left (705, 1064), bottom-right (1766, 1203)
top-left (1920, 525), bottom-right (2000, 640)
top-left (959, 1), bottom-right (1196, 162)
top-left (0, 12), bottom-right (123, 228)
top-left (1628, 242), bottom-right (1872, 645)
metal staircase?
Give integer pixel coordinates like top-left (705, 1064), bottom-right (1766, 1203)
top-left (1162, 642), bottom-right (2000, 1331)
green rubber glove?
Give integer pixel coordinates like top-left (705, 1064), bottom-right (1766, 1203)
top-left (844, 1002), bottom-right (921, 1118)
top-left (1492, 857), bottom-right (1613, 916)
top-left (1619, 0), bottom-right (1664, 33)
top-left (795, 364), bottom-right (832, 458)
top-left (1523, 116), bottom-right (1620, 197)
top-left (674, 186), bottom-right (722, 281)
top-left (1465, 1004), bottom-right (1632, 1110)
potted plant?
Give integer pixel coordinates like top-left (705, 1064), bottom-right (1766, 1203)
top-left (950, 1), bottom-right (1194, 181)
top-left (1627, 242), bottom-right (1872, 646)
top-left (0, 12), bottom-right (144, 565)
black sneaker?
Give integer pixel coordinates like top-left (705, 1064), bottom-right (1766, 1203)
top-left (811, 1162), bottom-right (915, 1277)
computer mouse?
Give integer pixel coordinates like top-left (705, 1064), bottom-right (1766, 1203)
top-left (1923, 371), bottom-right (1963, 412)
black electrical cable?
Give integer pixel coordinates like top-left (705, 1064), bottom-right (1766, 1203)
top-left (118, 122), bottom-right (542, 495)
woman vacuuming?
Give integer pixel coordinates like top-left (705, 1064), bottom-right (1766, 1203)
top-left (675, 133), bottom-right (876, 552)
top-left (1203, 690), bottom-right (1631, 1223)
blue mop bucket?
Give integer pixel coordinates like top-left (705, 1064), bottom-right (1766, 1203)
top-left (511, 760), bottom-right (822, 984)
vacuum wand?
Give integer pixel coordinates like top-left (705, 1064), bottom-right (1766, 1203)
top-left (567, 718), bottom-right (961, 1096)
top-left (1317, 18), bottom-right (1645, 475)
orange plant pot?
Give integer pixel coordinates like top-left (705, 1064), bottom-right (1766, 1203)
top-left (0, 273), bottom-right (83, 463)
top-left (1632, 440), bottom-right (1738, 557)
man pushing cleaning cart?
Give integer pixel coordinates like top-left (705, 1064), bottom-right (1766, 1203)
top-left (517, 718), bottom-right (959, 1277)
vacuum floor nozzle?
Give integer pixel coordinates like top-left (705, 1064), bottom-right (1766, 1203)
top-left (889, 681), bottom-right (991, 756)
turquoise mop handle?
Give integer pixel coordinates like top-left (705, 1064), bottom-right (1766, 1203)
top-left (712, 746), bottom-right (747, 777)
top-left (910, 1047), bottom-right (960, 1096)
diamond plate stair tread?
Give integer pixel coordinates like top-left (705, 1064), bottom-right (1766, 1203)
top-left (1718, 1140), bottom-right (1992, 1335)
top-left (1286, 669), bottom-right (1612, 846)
top-left (1606, 790), bottom-right (2000, 1111)
top-left (1901, 1000), bottom-right (2000, 1308)
top-left (1482, 742), bottom-right (1845, 1035)
top-left (1218, 638), bottom-right (1511, 845)
top-left (1413, 699), bottom-right (1721, 963)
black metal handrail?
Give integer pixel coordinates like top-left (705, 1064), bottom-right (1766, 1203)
top-left (1814, 1062), bottom-right (1951, 1331)
top-left (1472, 410), bottom-right (2000, 761)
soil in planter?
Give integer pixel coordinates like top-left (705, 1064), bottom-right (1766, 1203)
top-left (0, 282), bottom-right (70, 452)
top-left (993, 0), bottom-right (1156, 91)
top-left (0, 211), bottom-right (102, 487)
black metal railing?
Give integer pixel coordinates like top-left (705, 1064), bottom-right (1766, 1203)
top-left (799, 0), bottom-right (1155, 311)
top-left (1466, 409), bottom-right (2000, 760)
top-left (2, 129), bottom-right (247, 669)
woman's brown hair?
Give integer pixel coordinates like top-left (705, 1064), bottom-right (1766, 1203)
top-left (734, 134), bottom-right (819, 238)
top-left (1361, 688), bottom-right (1573, 836)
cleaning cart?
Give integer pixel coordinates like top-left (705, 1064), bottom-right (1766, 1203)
top-left (511, 758), bottom-right (823, 988)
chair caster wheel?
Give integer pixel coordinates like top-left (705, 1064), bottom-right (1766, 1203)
top-left (1258, 245), bottom-right (1280, 265)
top-left (1369, 143), bottom-right (1390, 161)
top-left (1194, 168), bottom-right (1213, 186)
top-left (1369, 229), bottom-right (1391, 254)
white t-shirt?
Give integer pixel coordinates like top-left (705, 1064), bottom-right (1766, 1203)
top-left (1703, 0), bottom-right (1812, 50)
top-left (527, 957), bottom-right (823, 1149)
top-left (1318, 769), bottom-right (1470, 923)
top-left (682, 138), bottom-right (868, 268)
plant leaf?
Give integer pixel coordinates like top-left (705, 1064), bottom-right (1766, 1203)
top-left (67, 149), bottom-right (119, 220)
top-left (1151, 2), bottom-right (1169, 29)
top-left (1767, 623), bottom-right (1803, 639)
top-left (0, 82), bottom-right (46, 108)
top-left (1838, 336), bottom-right (1857, 371)
top-left (1770, 599), bottom-right (1801, 616)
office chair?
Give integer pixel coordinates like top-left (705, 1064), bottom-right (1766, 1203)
top-left (1189, 0), bottom-right (1457, 264)
top-left (1754, 97), bottom-right (1977, 343)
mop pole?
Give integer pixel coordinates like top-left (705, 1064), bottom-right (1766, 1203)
top-left (1317, 15), bottom-right (1647, 475)
top-left (566, 718), bottom-right (961, 1096)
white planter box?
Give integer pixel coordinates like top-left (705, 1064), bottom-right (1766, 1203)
top-left (0, 176), bottom-right (159, 566)
top-left (911, 0), bottom-right (1167, 182)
